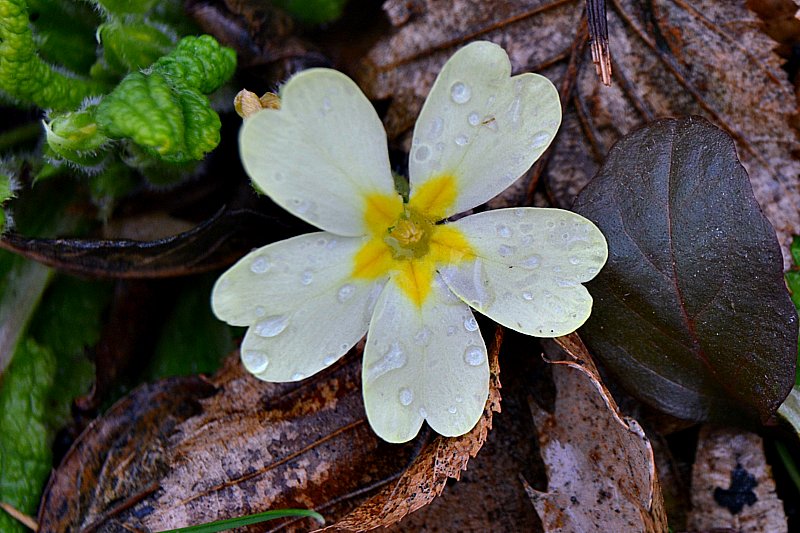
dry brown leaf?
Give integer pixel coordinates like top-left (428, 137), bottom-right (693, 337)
top-left (326, 327), bottom-right (502, 531)
top-left (688, 426), bottom-right (788, 532)
top-left (38, 329), bottom-right (503, 531)
top-left (360, 0), bottom-right (800, 266)
top-left (524, 333), bottom-right (668, 533)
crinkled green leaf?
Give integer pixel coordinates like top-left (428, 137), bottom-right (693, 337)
top-left (145, 277), bottom-right (234, 380)
top-left (44, 106), bottom-right (111, 166)
top-left (0, 0), bottom-right (103, 110)
top-left (0, 338), bottom-right (56, 533)
top-left (95, 35), bottom-right (236, 163)
top-left (273, 0), bottom-right (349, 24)
top-left (573, 116), bottom-right (798, 424)
top-left (98, 19), bottom-right (175, 73)
top-left (27, 0), bottom-right (99, 74)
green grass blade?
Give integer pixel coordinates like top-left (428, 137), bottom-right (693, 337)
top-left (158, 509), bottom-right (325, 533)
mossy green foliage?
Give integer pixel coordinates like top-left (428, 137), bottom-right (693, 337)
top-left (0, 0), bottom-right (103, 110)
top-left (0, 339), bottom-right (55, 533)
top-left (0, 276), bottom-right (109, 531)
top-left (273, 0), bottom-right (349, 24)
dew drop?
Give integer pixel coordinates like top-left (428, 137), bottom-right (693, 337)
top-left (254, 315), bottom-right (288, 337)
top-left (455, 395), bottom-right (464, 403)
top-left (367, 342), bottom-right (407, 381)
top-left (569, 256), bottom-right (581, 265)
top-left (558, 279), bottom-right (577, 287)
top-left (531, 131), bottom-right (550, 149)
top-left (419, 407), bottom-right (428, 418)
top-left (464, 316), bottom-right (479, 332)
top-left (340, 342), bottom-right (349, 351)
top-left (242, 350), bottom-right (269, 373)
top-left (326, 239), bottom-right (338, 250)
top-left (521, 255), bottom-right (540, 269)
top-left (448, 405), bottom-right (458, 414)
top-left (337, 283), bottom-right (356, 302)
top-left (546, 221), bottom-right (556, 229)
top-left (415, 145), bottom-right (431, 162)
top-left (464, 346), bottom-right (484, 366)
top-left (496, 224), bottom-right (512, 238)
top-left (316, 237), bottom-right (327, 247)
top-left (427, 116), bottom-right (444, 140)
top-left (399, 387), bottom-right (414, 406)
top-left (498, 244), bottom-right (515, 257)
top-left (321, 96), bottom-right (332, 114)
top-left (292, 372), bottom-right (305, 381)
top-left (435, 141), bottom-right (445, 152)
top-left (301, 270), bottom-right (313, 285)
top-left (468, 112), bottom-right (480, 126)
top-left (414, 327), bottom-right (432, 346)
top-left (455, 134), bottom-right (469, 146)
top-left (522, 291), bottom-right (533, 300)
top-left (447, 325), bottom-right (457, 336)
top-left (450, 82), bottom-right (472, 104)
top-left (586, 266), bottom-right (599, 276)
top-left (254, 306), bottom-right (266, 317)
top-left (250, 256), bottom-right (270, 274)
top-left (323, 354), bottom-right (338, 366)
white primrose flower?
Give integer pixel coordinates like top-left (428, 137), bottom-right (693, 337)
top-left (212, 41), bottom-right (608, 443)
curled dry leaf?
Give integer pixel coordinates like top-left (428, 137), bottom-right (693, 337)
top-left (688, 426), bottom-right (788, 532)
top-left (524, 333), bottom-right (668, 533)
top-left (359, 0), bottom-right (800, 264)
top-left (0, 208), bottom-right (297, 279)
top-left (38, 329), bottom-right (502, 531)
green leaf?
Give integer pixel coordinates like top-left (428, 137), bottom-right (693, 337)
top-left (0, 0), bottom-right (103, 110)
top-left (573, 116), bottom-right (798, 424)
top-left (158, 508), bottom-right (324, 533)
top-left (95, 35), bottom-right (236, 163)
top-left (272, 0), bottom-right (349, 24)
top-left (146, 278), bottom-right (233, 379)
top-left (98, 19), bottom-right (175, 73)
top-left (0, 339), bottom-right (56, 533)
top-left (27, 0), bottom-right (100, 74)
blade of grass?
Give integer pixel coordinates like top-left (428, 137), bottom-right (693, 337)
top-left (157, 509), bottom-right (324, 533)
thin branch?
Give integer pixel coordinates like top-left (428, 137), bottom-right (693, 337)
top-left (587, 0), bottom-right (612, 85)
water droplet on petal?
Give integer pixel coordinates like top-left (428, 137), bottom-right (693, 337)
top-left (292, 372), bottom-right (305, 381)
top-left (254, 306), bottom-right (266, 317)
top-left (427, 116), bottom-right (444, 140)
top-left (455, 395), bottom-right (464, 403)
top-left (569, 256), bottom-right (581, 265)
top-left (464, 346), bottom-right (484, 366)
top-left (399, 387), bottom-right (414, 406)
top-left (415, 145), bottom-right (431, 162)
top-left (498, 244), bottom-right (515, 257)
top-left (468, 112), bottom-right (480, 126)
top-left (250, 256), bottom-right (270, 274)
top-left (254, 315), bottom-right (288, 337)
top-left (586, 266), bottom-right (599, 276)
top-left (521, 255), bottom-right (540, 269)
top-left (447, 325), bottom-right (457, 336)
top-left (450, 82), bottom-right (472, 104)
top-left (323, 354), bottom-right (337, 366)
top-left (414, 327), bottom-right (432, 346)
top-left (419, 407), bottom-right (428, 418)
top-left (301, 270), bottom-right (313, 285)
top-left (522, 291), bottom-right (533, 300)
top-left (448, 405), bottom-right (458, 414)
top-left (464, 316), bottom-right (479, 332)
top-left (531, 131), bottom-right (550, 149)
top-left (367, 342), bottom-right (408, 382)
top-left (455, 134), bottom-right (469, 146)
top-left (496, 224), bottom-right (511, 238)
top-left (242, 350), bottom-right (269, 373)
top-left (337, 283), bottom-right (356, 302)
top-left (321, 97), bottom-right (332, 114)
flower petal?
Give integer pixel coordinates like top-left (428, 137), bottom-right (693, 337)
top-left (440, 208), bottom-right (608, 337)
top-left (408, 41), bottom-right (561, 218)
top-left (362, 275), bottom-right (489, 443)
top-left (240, 69), bottom-right (399, 237)
top-left (211, 232), bottom-right (386, 380)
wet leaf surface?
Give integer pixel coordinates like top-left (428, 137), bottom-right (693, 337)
top-left (524, 333), bottom-right (668, 533)
top-left (573, 117), bottom-right (797, 424)
top-left (38, 328), bottom-right (502, 531)
top-left (688, 426), bottom-right (788, 532)
top-left (0, 207), bottom-right (298, 279)
top-left (358, 0), bottom-right (800, 264)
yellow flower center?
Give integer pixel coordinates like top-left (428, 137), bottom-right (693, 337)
top-left (353, 174), bottom-right (475, 307)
